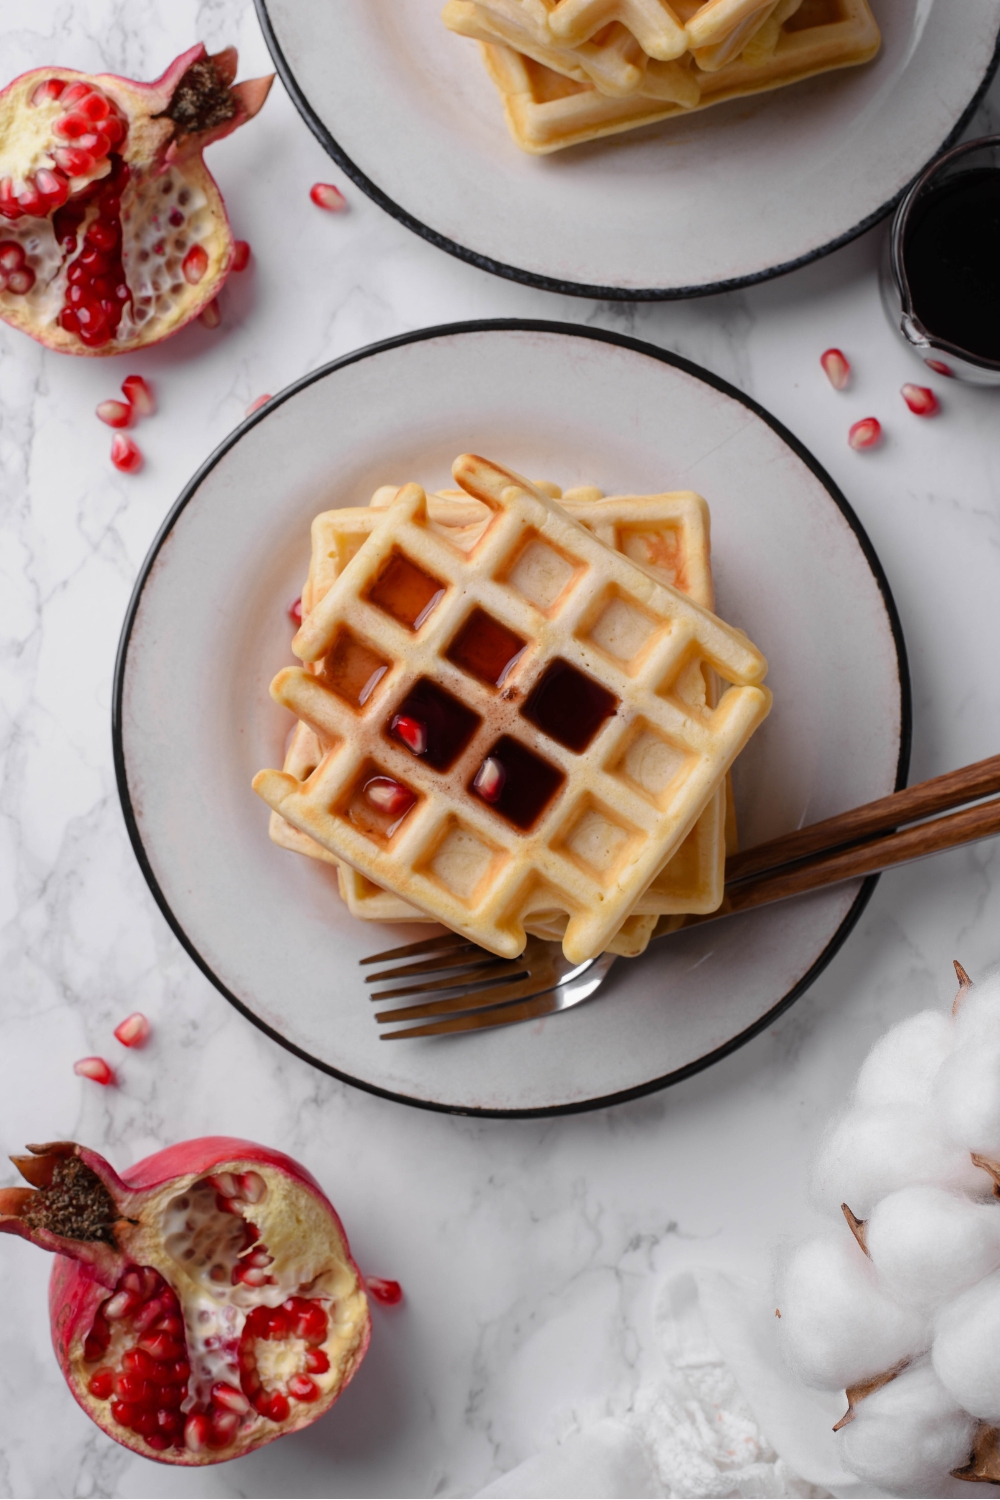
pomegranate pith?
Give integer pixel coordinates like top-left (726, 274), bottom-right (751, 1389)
top-left (0, 46), bottom-right (273, 354)
top-left (0, 1138), bottom-right (372, 1465)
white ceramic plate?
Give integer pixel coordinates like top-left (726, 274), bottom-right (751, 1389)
top-left (114, 322), bottom-right (909, 1115)
top-left (255, 0), bottom-right (1000, 299)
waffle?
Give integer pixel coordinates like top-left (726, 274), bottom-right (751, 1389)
top-left (274, 480), bottom-right (728, 946)
top-left (442, 0), bottom-right (801, 95)
top-left (468, 0), bottom-right (879, 153)
top-left (254, 455), bottom-right (770, 962)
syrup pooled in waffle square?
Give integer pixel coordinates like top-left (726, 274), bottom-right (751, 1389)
top-left (466, 0), bottom-right (878, 153)
top-left (273, 481), bottom-right (730, 941)
top-left (253, 456), bottom-right (770, 962)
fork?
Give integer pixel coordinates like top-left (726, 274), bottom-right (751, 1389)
top-left (362, 753), bottom-right (1000, 1039)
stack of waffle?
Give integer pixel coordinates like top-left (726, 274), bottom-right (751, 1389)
top-left (441, 0), bottom-right (880, 152)
top-left (254, 456), bottom-right (771, 963)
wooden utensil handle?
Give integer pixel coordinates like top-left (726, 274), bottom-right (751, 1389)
top-left (725, 752), bottom-right (1000, 883)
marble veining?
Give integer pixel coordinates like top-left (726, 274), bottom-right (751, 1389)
top-left (0, 3), bottom-right (999, 1495)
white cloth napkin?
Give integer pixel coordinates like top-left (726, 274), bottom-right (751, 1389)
top-left (474, 1269), bottom-right (879, 1499)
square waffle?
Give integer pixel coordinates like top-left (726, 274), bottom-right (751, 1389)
top-left (271, 479), bottom-right (729, 944)
top-left (254, 455), bottom-right (770, 962)
top-left (468, 0), bottom-right (879, 153)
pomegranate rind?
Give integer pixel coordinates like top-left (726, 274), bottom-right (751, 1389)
top-left (6, 1138), bottom-right (370, 1466)
top-left (0, 48), bottom-right (272, 356)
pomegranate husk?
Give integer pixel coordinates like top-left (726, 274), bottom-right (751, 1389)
top-left (0, 1137), bottom-right (371, 1465)
top-left (0, 45), bottom-right (272, 355)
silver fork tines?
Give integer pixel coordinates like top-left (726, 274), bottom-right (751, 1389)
top-left (362, 932), bottom-right (615, 1039)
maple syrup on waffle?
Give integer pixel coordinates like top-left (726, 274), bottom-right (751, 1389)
top-left (367, 551), bottom-right (446, 630)
top-left (470, 736), bottom-right (564, 830)
top-left (387, 678), bottom-right (480, 771)
top-left (446, 608), bottom-right (526, 689)
top-left (903, 167), bottom-right (1000, 362)
top-left (521, 658), bottom-right (618, 752)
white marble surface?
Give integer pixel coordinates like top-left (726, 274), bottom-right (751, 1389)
top-left (1, 3), bottom-right (999, 1495)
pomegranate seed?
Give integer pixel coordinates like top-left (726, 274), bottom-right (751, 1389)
top-left (266, 1391), bottom-right (290, 1423)
top-left (288, 1374), bottom-right (320, 1402)
top-left (17, 183), bottom-right (46, 216)
top-left (246, 393), bottom-right (272, 417)
top-left (53, 146), bottom-right (95, 176)
top-left (76, 132), bottom-right (110, 156)
top-left (103, 1290), bottom-right (139, 1321)
top-left (96, 399), bottom-right (132, 429)
top-left (925, 359), bottom-right (954, 377)
top-left (820, 348), bottom-right (851, 390)
top-left (88, 1368), bottom-right (114, 1399)
top-left (110, 1399), bottom-right (137, 1428)
top-left (212, 1383), bottom-right (250, 1414)
top-left (231, 239), bottom-right (251, 272)
top-left (111, 434), bottom-right (142, 473)
top-left (55, 111), bottom-right (94, 140)
top-left (81, 92), bottom-right (110, 122)
top-left (473, 757), bottom-right (506, 804)
top-left (122, 1348), bottom-right (159, 1378)
top-left (209, 1408), bottom-right (242, 1445)
top-left (184, 1413), bottom-right (210, 1452)
top-left (182, 244), bottom-right (209, 284)
top-left (166, 1359), bottom-right (191, 1385)
top-left (310, 182), bottom-right (346, 212)
top-left (132, 1297), bottom-right (167, 1333)
top-left (848, 417), bottom-right (882, 451)
top-left (121, 374), bottom-right (154, 417)
top-left (6, 267), bottom-right (35, 295)
top-left (289, 1300), bottom-right (329, 1343)
top-left (208, 1171), bottom-right (239, 1198)
top-left (137, 1333), bottom-right (183, 1360)
top-left (238, 1171), bottom-right (267, 1202)
top-left (901, 383), bottom-right (939, 416)
top-left (235, 1264), bottom-right (269, 1286)
top-left (35, 168), bottom-right (69, 207)
top-left (0, 242), bottom-right (25, 272)
top-left (0, 179), bottom-right (23, 220)
top-left (199, 297), bottom-right (221, 329)
top-left (74, 1056), bottom-right (114, 1085)
top-left (364, 777), bottom-right (415, 818)
top-left (32, 78), bottom-right (66, 105)
top-left (305, 1348), bottom-right (330, 1373)
top-left (392, 714), bottom-right (427, 755)
top-left (113, 1009), bottom-right (150, 1045)
top-left (288, 596), bottom-right (303, 624)
top-left (104, 115), bottom-right (125, 146)
top-left (243, 1247), bottom-right (274, 1268)
top-left (61, 81), bottom-right (92, 106)
top-left (366, 1276), bottom-right (404, 1306)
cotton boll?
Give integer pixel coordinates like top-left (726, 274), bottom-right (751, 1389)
top-left (776, 1234), bottom-right (927, 1390)
top-left (854, 1010), bottom-right (955, 1109)
top-left (866, 1186), bottom-right (1000, 1312)
top-left (934, 1039), bottom-right (1000, 1159)
top-left (953, 967), bottom-right (1000, 1047)
top-left (837, 1360), bottom-right (977, 1497)
top-left (811, 1103), bottom-right (988, 1218)
top-left (933, 1269), bottom-right (1000, 1420)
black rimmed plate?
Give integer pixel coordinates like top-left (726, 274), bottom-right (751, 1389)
top-left (114, 320), bottom-right (909, 1116)
top-left (255, 0), bottom-right (1000, 300)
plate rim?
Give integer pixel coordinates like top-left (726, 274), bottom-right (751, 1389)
top-left (112, 317), bottom-right (912, 1118)
top-left (253, 0), bottom-right (1000, 302)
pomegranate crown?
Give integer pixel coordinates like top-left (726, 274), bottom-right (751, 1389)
top-left (151, 44), bottom-right (273, 165)
top-left (0, 1141), bottom-right (132, 1281)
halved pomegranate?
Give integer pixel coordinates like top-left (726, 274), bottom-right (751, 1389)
top-left (0, 1138), bottom-right (371, 1464)
top-left (0, 45), bottom-right (272, 354)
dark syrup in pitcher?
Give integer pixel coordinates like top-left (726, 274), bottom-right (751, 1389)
top-left (903, 167), bottom-right (1000, 362)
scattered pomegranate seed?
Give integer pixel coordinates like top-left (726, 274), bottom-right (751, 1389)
top-left (848, 417), bottom-right (882, 451)
top-left (366, 1277), bottom-right (403, 1306)
top-left (74, 1056), bottom-right (115, 1085)
top-left (231, 239), bottom-right (251, 272)
top-left (901, 383), bottom-right (939, 416)
top-left (820, 348), bottom-right (851, 390)
top-left (925, 359), bottom-right (954, 377)
top-left (114, 1012), bottom-right (150, 1047)
top-left (310, 182), bottom-right (346, 212)
top-left (364, 777), bottom-right (415, 818)
top-left (288, 596), bottom-right (303, 625)
top-left (96, 398), bottom-right (132, 428)
top-left (182, 244), bottom-right (209, 284)
top-left (473, 757), bottom-right (506, 803)
top-left (199, 298), bottom-right (221, 329)
top-left (391, 714), bottom-right (427, 756)
top-left (111, 433), bottom-right (143, 473)
top-left (246, 393), bottom-right (272, 417)
top-left (121, 374), bottom-right (154, 417)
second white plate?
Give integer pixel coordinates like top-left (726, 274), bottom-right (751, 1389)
top-left (256, 0), bottom-right (1000, 298)
top-left (114, 322), bottom-right (908, 1115)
